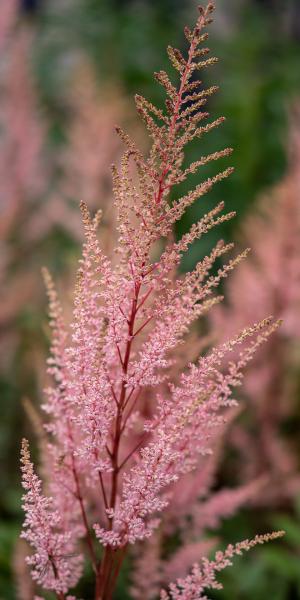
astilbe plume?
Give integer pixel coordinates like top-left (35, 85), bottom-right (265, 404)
top-left (21, 439), bottom-right (83, 597)
top-left (21, 4), bottom-right (283, 599)
top-left (211, 109), bottom-right (300, 507)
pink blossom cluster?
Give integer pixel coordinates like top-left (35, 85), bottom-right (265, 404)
top-left (20, 3), bottom-right (283, 599)
top-left (21, 439), bottom-right (83, 597)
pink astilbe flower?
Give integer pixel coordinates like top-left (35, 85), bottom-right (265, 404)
top-left (21, 439), bottom-right (83, 597)
top-left (21, 3), bottom-right (283, 598)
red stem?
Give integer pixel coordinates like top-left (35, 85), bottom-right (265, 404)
top-left (71, 453), bottom-right (98, 572)
top-left (118, 432), bottom-right (148, 472)
top-left (133, 314), bottom-right (153, 337)
top-left (121, 388), bottom-right (142, 430)
top-left (109, 281), bottom-right (141, 514)
top-left (98, 471), bottom-right (109, 512)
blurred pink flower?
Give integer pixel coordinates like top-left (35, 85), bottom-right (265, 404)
top-left (211, 109), bottom-right (300, 505)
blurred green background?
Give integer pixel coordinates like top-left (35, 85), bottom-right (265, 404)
top-left (1, 0), bottom-right (300, 598)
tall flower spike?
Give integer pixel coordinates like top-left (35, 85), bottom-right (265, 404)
top-left (20, 3), bottom-right (284, 599)
top-left (114, 1), bottom-right (233, 270)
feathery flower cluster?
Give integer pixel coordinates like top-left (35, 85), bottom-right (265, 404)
top-left (21, 439), bottom-right (83, 596)
top-left (21, 3), bottom-right (283, 598)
